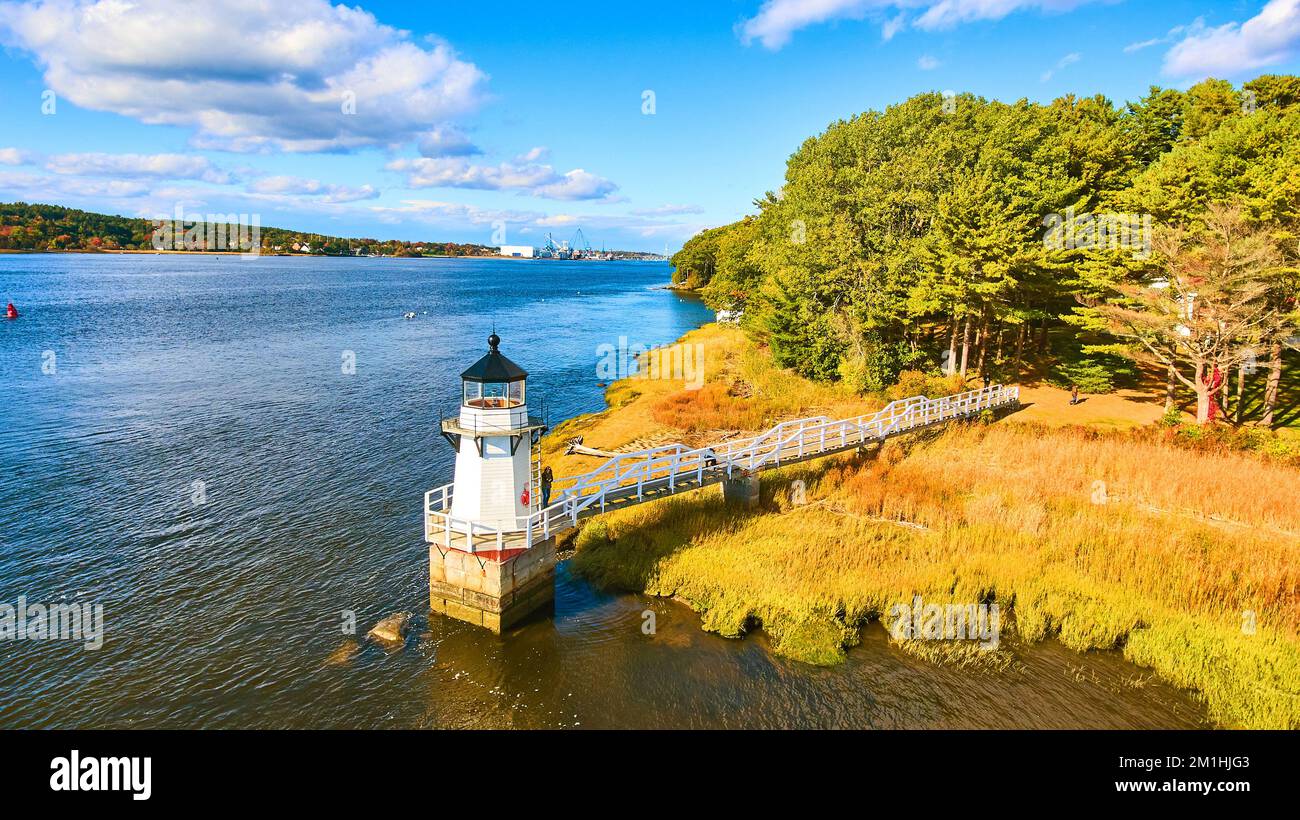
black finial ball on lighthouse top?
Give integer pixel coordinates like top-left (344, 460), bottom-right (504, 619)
top-left (488, 332), bottom-right (501, 352)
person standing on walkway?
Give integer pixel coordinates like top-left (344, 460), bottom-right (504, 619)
top-left (541, 465), bottom-right (553, 508)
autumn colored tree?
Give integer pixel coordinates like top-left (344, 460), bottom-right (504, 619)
top-left (1090, 207), bottom-right (1287, 423)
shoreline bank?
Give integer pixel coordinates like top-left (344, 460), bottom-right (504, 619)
top-left (540, 323), bottom-right (1300, 730)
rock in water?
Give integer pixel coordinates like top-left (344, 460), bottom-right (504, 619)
top-left (368, 612), bottom-right (410, 646)
top-left (325, 639), bottom-right (361, 666)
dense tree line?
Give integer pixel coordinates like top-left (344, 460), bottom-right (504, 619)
top-left (0, 202), bottom-right (495, 257)
top-left (672, 75), bottom-right (1300, 425)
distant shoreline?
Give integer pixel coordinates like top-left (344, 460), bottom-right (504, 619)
top-left (0, 248), bottom-right (670, 261)
top-left (0, 248), bottom-right (488, 258)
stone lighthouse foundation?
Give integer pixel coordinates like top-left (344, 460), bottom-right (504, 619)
top-left (428, 538), bottom-right (557, 633)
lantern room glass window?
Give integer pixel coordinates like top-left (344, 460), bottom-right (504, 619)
top-left (464, 379), bottom-right (524, 408)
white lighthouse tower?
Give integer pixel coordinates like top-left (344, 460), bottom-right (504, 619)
top-left (440, 332), bottom-right (546, 534)
top-left (429, 332), bottom-right (556, 633)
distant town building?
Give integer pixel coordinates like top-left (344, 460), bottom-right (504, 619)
top-left (498, 245), bottom-right (535, 258)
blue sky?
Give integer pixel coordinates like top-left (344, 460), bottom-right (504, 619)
top-left (1, 0), bottom-right (1297, 252)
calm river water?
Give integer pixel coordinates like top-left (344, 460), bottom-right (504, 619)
top-left (0, 253), bottom-right (1208, 728)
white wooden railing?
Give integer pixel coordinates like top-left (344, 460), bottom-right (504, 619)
top-left (425, 383), bottom-right (1018, 553)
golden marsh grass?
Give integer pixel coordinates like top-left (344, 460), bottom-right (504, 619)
top-left (548, 324), bottom-right (1300, 728)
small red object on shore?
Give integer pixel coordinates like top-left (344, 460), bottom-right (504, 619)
top-left (5, 302), bottom-right (17, 320)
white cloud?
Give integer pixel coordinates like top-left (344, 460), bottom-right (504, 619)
top-left (370, 199), bottom-right (704, 243)
top-left (388, 157), bottom-right (551, 190)
top-left (515, 146), bottom-right (551, 163)
top-left (417, 126), bottom-right (482, 158)
top-left (370, 199), bottom-right (545, 228)
top-left (738, 0), bottom-right (1098, 49)
top-left (545, 212), bottom-right (706, 239)
top-left (0, 151), bottom-right (247, 207)
top-left (0, 162), bottom-right (378, 222)
top-left (917, 54), bottom-right (941, 69)
top-left (881, 12), bottom-right (908, 40)
top-left (0, 147), bottom-right (34, 165)
top-left (914, 0), bottom-right (1092, 30)
top-left (1124, 24), bottom-right (1188, 54)
top-left (137, 181), bottom-right (379, 218)
top-left (1040, 51), bottom-right (1081, 82)
top-left (1124, 37), bottom-right (1164, 54)
top-left (44, 152), bottom-right (234, 183)
top-left (533, 169), bottom-right (619, 201)
top-left (1163, 0), bottom-right (1300, 79)
top-left (739, 0), bottom-right (882, 50)
top-left (385, 156), bottom-right (619, 201)
top-left (628, 204), bottom-right (706, 217)
top-left (246, 175), bottom-right (379, 203)
top-left (0, 0), bottom-right (488, 153)
top-left (0, 169), bottom-right (150, 199)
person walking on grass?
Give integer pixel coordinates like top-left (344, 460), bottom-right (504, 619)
top-left (1069, 384), bottom-right (1080, 405)
top-left (540, 465), bottom-right (553, 508)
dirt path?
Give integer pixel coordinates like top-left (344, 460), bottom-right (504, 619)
top-left (1004, 384), bottom-right (1167, 429)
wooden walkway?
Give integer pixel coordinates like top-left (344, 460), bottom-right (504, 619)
top-left (425, 383), bottom-right (1019, 554)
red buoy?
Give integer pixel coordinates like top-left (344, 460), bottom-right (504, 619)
top-left (4, 302), bottom-right (17, 320)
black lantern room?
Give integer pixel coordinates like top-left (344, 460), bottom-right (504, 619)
top-left (460, 332), bottom-right (528, 408)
